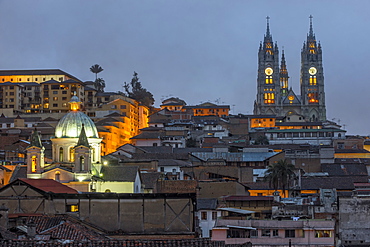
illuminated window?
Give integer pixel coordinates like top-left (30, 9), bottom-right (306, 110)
top-left (265, 76), bottom-right (273, 84)
top-left (309, 76), bottom-right (317, 85)
top-left (315, 230), bottom-right (331, 238)
top-left (69, 147), bottom-right (75, 162)
top-left (66, 204), bottom-right (79, 212)
top-left (53, 97), bottom-right (58, 101)
top-left (44, 103), bottom-right (49, 109)
top-left (31, 155), bottom-right (37, 172)
top-left (264, 93), bottom-right (275, 104)
top-left (308, 93), bottom-right (319, 103)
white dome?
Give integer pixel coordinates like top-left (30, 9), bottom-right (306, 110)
top-left (55, 111), bottom-right (98, 138)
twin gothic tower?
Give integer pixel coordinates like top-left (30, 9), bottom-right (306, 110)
top-left (253, 16), bottom-right (326, 122)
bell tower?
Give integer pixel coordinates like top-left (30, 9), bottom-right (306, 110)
top-left (300, 15), bottom-right (326, 121)
top-left (254, 17), bottom-right (282, 116)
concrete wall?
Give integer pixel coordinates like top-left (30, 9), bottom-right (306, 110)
top-left (339, 196), bottom-right (370, 246)
top-left (0, 187), bottom-right (195, 233)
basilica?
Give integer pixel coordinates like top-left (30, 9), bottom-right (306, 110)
top-left (253, 16), bottom-right (326, 122)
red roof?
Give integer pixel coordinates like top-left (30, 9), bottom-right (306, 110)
top-left (18, 178), bottom-right (78, 194)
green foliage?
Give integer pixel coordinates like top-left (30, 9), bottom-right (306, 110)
top-left (186, 137), bottom-right (197, 147)
top-left (95, 78), bottom-right (105, 93)
top-left (253, 135), bottom-right (269, 145)
top-left (264, 159), bottom-right (295, 197)
top-left (124, 71), bottom-right (155, 107)
top-left (90, 64), bottom-right (104, 80)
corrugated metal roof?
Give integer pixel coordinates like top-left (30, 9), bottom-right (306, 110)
top-left (19, 178), bottom-right (79, 194)
top-left (219, 208), bottom-right (255, 214)
top-left (191, 152), bottom-right (278, 162)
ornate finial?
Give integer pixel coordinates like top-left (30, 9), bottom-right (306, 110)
top-left (309, 15), bottom-right (314, 36)
top-left (266, 16), bottom-right (271, 36)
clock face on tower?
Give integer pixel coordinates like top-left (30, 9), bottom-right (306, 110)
top-left (265, 67), bottom-right (273, 75)
top-left (309, 67), bottom-right (317, 75)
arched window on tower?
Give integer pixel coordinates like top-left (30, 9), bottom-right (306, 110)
top-left (80, 156), bottom-right (85, 171)
top-left (92, 148), bottom-right (95, 162)
top-left (31, 155), bottom-right (37, 172)
top-left (59, 147), bottom-right (64, 162)
top-left (69, 147), bottom-right (75, 162)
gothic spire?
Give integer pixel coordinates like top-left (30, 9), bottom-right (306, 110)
top-left (280, 49), bottom-right (289, 92)
top-left (265, 16), bottom-right (271, 38)
top-left (307, 15), bottom-right (316, 41)
top-left (76, 124), bottom-right (90, 148)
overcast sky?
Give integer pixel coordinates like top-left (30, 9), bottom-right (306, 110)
top-left (0, 1), bottom-right (368, 135)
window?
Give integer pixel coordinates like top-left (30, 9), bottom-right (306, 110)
top-left (70, 148), bottom-right (75, 162)
top-left (62, 91), bottom-right (67, 94)
top-left (55, 171), bottom-right (60, 182)
top-left (160, 167), bottom-right (164, 172)
top-left (80, 156), bottom-right (85, 170)
top-left (262, 229), bottom-right (271, 237)
top-left (120, 105), bottom-right (127, 109)
top-left (53, 91), bottom-right (58, 94)
top-left (251, 230), bottom-right (258, 238)
top-left (51, 85), bottom-right (59, 89)
top-left (264, 92), bottom-right (275, 104)
top-left (31, 155), bottom-right (37, 172)
top-left (66, 204), bottom-right (79, 212)
top-left (285, 230), bottom-right (295, 238)
top-left (53, 97), bottom-right (58, 101)
top-left (9, 92), bottom-right (14, 96)
top-left (53, 104), bottom-right (58, 107)
top-left (62, 97), bottom-right (67, 100)
top-left (111, 105), bottom-right (117, 109)
top-left (212, 212), bottom-right (217, 220)
top-left (59, 147), bottom-right (64, 162)
top-left (10, 86), bottom-right (14, 89)
top-left (227, 229), bottom-right (250, 238)
top-left (272, 229), bottom-right (279, 237)
top-left (315, 230), bottom-right (331, 238)
top-left (201, 212), bottom-right (207, 220)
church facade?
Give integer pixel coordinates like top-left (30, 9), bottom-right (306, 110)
top-left (253, 16), bottom-right (326, 122)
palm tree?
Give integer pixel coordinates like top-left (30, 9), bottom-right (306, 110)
top-left (265, 159), bottom-right (295, 197)
top-left (95, 78), bottom-right (105, 92)
top-left (90, 64), bottom-right (104, 81)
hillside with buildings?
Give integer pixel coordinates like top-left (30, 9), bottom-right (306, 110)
top-left (0, 18), bottom-right (367, 247)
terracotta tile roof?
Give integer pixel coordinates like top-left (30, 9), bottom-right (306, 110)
top-left (18, 178), bottom-right (79, 194)
top-left (40, 221), bottom-right (106, 240)
top-left (0, 239), bottom-right (221, 246)
top-left (322, 164), bottom-right (368, 176)
top-left (301, 177), bottom-right (355, 190)
top-left (22, 215), bottom-right (107, 241)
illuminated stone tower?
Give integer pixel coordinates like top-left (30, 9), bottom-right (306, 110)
top-left (254, 16), bottom-right (326, 122)
top-left (300, 15), bottom-right (326, 121)
top-left (254, 17), bottom-right (282, 116)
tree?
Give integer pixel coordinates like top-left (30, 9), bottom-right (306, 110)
top-left (253, 135), bottom-right (269, 145)
top-left (264, 159), bottom-right (295, 197)
top-left (95, 78), bottom-right (105, 93)
top-left (124, 71), bottom-right (155, 107)
top-left (90, 64), bottom-right (104, 81)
